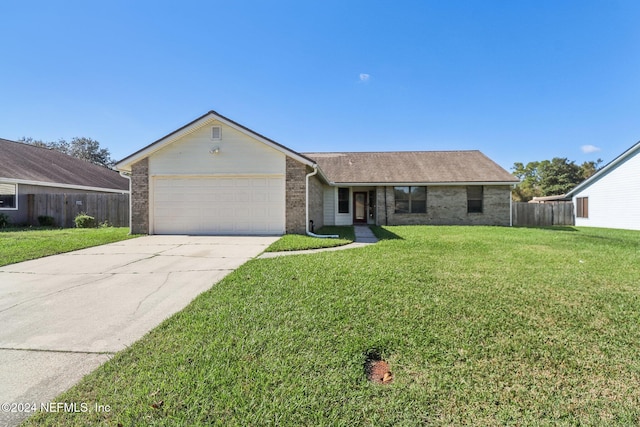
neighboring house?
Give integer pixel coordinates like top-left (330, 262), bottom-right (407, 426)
top-left (529, 194), bottom-right (572, 203)
top-left (566, 141), bottom-right (640, 231)
top-left (0, 138), bottom-right (130, 225)
top-left (115, 110), bottom-right (518, 235)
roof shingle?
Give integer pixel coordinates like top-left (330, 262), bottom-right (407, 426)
top-left (304, 151), bottom-right (518, 184)
top-left (0, 138), bottom-right (129, 191)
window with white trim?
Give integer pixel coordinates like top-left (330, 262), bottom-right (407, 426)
top-left (0, 183), bottom-right (17, 209)
top-left (338, 188), bottom-right (349, 213)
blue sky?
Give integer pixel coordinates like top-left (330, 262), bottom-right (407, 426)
top-left (1, 1), bottom-right (639, 171)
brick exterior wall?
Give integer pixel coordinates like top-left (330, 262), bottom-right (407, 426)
top-left (130, 158), bottom-right (149, 234)
top-left (285, 157), bottom-right (308, 234)
top-left (130, 156), bottom-right (322, 236)
top-left (308, 174), bottom-right (325, 232)
top-left (376, 185), bottom-right (512, 226)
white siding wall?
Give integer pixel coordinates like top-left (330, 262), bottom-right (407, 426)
top-left (335, 187), bottom-right (353, 226)
top-left (146, 120), bottom-right (287, 235)
top-left (573, 148), bottom-right (640, 230)
top-left (323, 186), bottom-right (335, 226)
top-left (324, 186), bottom-right (353, 226)
top-left (149, 122), bottom-right (286, 175)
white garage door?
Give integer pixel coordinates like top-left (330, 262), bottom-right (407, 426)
top-left (153, 176), bottom-right (285, 235)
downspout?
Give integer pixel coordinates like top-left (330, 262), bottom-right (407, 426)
top-left (119, 171), bottom-right (133, 234)
top-left (306, 165), bottom-right (339, 238)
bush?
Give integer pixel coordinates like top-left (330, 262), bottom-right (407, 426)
top-left (0, 213), bottom-right (10, 229)
top-left (37, 215), bottom-right (56, 227)
top-left (74, 213), bottom-right (96, 228)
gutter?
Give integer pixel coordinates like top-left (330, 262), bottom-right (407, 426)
top-left (306, 166), bottom-right (338, 239)
top-left (330, 180), bottom-right (519, 187)
top-left (0, 177), bottom-right (129, 194)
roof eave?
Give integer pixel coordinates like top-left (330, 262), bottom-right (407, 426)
top-left (329, 181), bottom-right (519, 187)
top-left (0, 177), bottom-right (129, 193)
top-left (115, 110), bottom-right (315, 172)
top-left (312, 166), bottom-right (331, 185)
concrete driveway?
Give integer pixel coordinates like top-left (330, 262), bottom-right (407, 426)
top-left (0, 235), bottom-right (278, 426)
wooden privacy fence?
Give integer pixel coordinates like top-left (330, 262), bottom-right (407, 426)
top-left (27, 193), bottom-right (129, 228)
top-left (512, 202), bottom-right (575, 227)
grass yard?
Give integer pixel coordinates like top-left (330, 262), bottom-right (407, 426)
top-left (0, 227), bottom-right (137, 267)
top-left (24, 226), bottom-right (640, 426)
top-left (264, 226), bottom-right (355, 252)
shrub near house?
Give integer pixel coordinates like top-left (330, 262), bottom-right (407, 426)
top-left (74, 213), bottom-right (96, 228)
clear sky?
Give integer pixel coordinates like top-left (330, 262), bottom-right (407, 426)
top-left (1, 0), bottom-right (639, 171)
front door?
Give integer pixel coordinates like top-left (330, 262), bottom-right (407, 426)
top-left (353, 192), bottom-right (367, 223)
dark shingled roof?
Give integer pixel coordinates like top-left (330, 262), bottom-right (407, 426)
top-left (0, 138), bottom-right (129, 191)
top-left (305, 151), bottom-right (518, 184)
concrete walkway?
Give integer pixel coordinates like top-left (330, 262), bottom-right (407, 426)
top-left (353, 224), bottom-right (379, 243)
top-left (259, 225), bottom-right (379, 258)
top-left (0, 235), bottom-right (278, 427)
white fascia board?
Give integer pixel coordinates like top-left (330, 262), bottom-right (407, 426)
top-left (329, 181), bottom-right (519, 187)
top-left (213, 115), bottom-right (315, 167)
top-left (1, 177), bottom-right (129, 194)
top-left (115, 114), bottom-right (219, 172)
top-left (312, 166), bottom-right (331, 184)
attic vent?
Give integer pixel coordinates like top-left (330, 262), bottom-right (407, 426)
top-left (212, 126), bottom-right (221, 140)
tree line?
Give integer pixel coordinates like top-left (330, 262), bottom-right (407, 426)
top-left (20, 137), bottom-right (115, 168)
top-left (511, 157), bottom-right (602, 202)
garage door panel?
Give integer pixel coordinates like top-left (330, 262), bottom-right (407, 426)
top-left (252, 192), bottom-right (268, 203)
top-left (153, 176), bottom-right (285, 235)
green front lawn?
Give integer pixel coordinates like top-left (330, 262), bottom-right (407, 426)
top-left (0, 227), bottom-right (137, 267)
top-left (24, 226), bottom-right (640, 426)
top-left (264, 226), bottom-right (355, 252)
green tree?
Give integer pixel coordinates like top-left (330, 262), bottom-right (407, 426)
top-left (538, 157), bottom-right (581, 196)
top-left (579, 159), bottom-right (603, 180)
top-left (511, 161), bottom-right (543, 202)
top-left (66, 137), bottom-right (114, 167)
top-left (20, 136), bottom-right (115, 168)
top-left (511, 157), bottom-right (602, 201)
